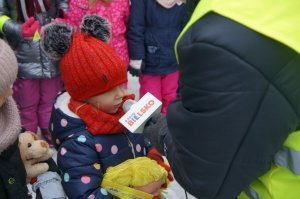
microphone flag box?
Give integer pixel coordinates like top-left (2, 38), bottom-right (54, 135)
top-left (119, 92), bottom-right (162, 133)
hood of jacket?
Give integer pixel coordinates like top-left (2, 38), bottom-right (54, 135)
top-left (50, 92), bottom-right (87, 147)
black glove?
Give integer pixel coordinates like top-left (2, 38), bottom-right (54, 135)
top-left (45, 158), bottom-right (60, 173)
top-left (128, 66), bottom-right (142, 77)
top-left (143, 113), bottom-right (167, 153)
top-left (128, 59), bottom-right (144, 77)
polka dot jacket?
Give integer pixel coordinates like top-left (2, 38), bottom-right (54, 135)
top-left (50, 92), bottom-right (149, 199)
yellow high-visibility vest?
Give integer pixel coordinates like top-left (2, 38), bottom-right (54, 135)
top-left (239, 131), bottom-right (300, 199)
top-left (175, 0), bottom-right (300, 61)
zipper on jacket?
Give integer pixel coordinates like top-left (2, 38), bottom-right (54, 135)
top-left (124, 133), bottom-right (136, 158)
top-left (38, 41), bottom-right (46, 77)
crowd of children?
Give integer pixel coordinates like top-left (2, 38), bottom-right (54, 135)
top-left (0, 0), bottom-right (186, 198)
top-left (0, 0), bottom-right (69, 146)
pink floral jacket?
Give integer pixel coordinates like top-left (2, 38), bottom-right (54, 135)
top-left (67, 0), bottom-right (130, 65)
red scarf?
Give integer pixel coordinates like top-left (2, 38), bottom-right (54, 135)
top-left (68, 94), bottom-right (135, 135)
top-left (16, 0), bottom-right (50, 22)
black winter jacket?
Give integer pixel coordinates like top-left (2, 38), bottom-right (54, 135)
top-left (164, 13), bottom-right (300, 199)
top-left (0, 138), bottom-right (31, 199)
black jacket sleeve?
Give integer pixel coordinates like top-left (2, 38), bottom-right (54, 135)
top-left (165, 12), bottom-right (300, 199)
top-left (0, 139), bottom-right (32, 199)
top-left (0, 1), bottom-right (22, 40)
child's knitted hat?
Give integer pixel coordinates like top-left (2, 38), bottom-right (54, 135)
top-left (41, 15), bottom-right (127, 101)
top-left (0, 39), bottom-right (20, 155)
top-left (0, 39), bottom-right (18, 95)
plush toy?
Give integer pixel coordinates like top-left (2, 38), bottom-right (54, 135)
top-left (102, 150), bottom-right (173, 199)
top-left (19, 131), bottom-right (67, 199)
top-left (18, 131), bottom-right (54, 181)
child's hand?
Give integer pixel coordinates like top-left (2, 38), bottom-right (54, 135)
top-left (128, 59), bottom-right (143, 77)
top-left (21, 17), bottom-right (40, 39)
top-left (134, 178), bottom-right (164, 197)
top-left (143, 114), bottom-right (167, 153)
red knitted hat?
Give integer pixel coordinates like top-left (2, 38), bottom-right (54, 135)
top-left (61, 33), bottom-right (127, 101)
top-left (41, 15), bottom-right (127, 101)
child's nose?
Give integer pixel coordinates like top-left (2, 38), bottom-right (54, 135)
top-left (116, 85), bottom-right (125, 98)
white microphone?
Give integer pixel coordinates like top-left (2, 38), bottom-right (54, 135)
top-left (122, 99), bottom-right (137, 113)
top-left (119, 92), bottom-right (162, 133)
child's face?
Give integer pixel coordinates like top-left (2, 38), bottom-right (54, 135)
top-left (0, 87), bottom-right (13, 107)
top-left (85, 84), bottom-right (126, 114)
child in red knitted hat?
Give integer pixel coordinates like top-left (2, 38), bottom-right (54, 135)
top-left (41, 15), bottom-right (172, 199)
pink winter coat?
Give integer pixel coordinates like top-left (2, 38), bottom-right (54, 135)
top-left (67, 0), bottom-right (130, 65)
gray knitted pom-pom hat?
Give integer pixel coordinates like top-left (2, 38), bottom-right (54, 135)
top-left (0, 39), bottom-right (20, 154)
top-left (0, 39), bottom-right (18, 95)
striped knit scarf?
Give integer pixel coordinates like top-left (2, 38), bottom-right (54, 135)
top-left (16, 0), bottom-right (51, 22)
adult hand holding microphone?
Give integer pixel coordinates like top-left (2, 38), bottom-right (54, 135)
top-left (120, 92), bottom-right (166, 153)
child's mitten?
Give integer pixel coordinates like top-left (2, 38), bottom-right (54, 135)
top-left (21, 17), bottom-right (40, 39)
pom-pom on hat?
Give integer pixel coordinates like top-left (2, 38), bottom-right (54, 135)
top-left (41, 15), bottom-right (127, 101)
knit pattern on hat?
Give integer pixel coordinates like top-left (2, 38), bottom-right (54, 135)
top-left (0, 40), bottom-right (18, 95)
top-left (60, 33), bottom-right (127, 101)
top-left (0, 97), bottom-right (21, 154)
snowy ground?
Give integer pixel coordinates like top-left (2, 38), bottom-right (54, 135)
top-left (29, 73), bottom-right (196, 199)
